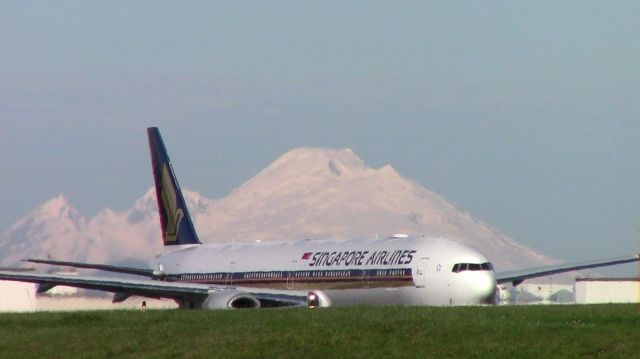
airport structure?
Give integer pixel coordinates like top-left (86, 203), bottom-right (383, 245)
top-left (0, 280), bottom-right (176, 312)
top-left (513, 283), bottom-right (574, 304)
top-left (495, 278), bottom-right (640, 305)
top-left (1, 274), bottom-right (177, 312)
top-left (574, 278), bottom-right (640, 304)
top-left (0, 281), bottom-right (36, 312)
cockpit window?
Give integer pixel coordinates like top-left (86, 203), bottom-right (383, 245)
top-left (451, 262), bottom-right (493, 273)
top-left (469, 263), bottom-right (481, 271)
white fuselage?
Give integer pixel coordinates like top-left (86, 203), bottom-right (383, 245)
top-left (151, 236), bottom-right (497, 306)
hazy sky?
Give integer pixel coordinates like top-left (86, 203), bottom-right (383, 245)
top-left (1, 1), bottom-right (639, 265)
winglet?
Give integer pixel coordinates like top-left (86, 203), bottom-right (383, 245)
top-left (147, 127), bottom-right (201, 246)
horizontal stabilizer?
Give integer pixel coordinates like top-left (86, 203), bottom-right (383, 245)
top-left (25, 259), bottom-right (154, 277)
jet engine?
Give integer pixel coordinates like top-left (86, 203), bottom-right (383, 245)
top-left (307, 290), bottom-right (332, 308)
top-left (201, 290), bottom-right (261, 309)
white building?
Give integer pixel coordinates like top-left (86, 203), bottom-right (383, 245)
top-left (1, 273), bottom-right (176, 311)
top-left (0, 281), bottom-right (37, 312)
top-left (497, 282), bottom-right (574, 305)
top-left (574, 278), bottom-right (640, 304)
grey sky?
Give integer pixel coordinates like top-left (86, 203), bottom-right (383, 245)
top-left (1, 1), bottom-right (639, 266)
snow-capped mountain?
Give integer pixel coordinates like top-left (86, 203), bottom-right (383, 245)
top-left (0, 195), bottom-right (90, 266)
top-left (0, 148), bottom-right (555, 270)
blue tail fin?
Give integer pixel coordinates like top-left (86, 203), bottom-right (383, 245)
top-left (147, 127), bottom-right (201, 246)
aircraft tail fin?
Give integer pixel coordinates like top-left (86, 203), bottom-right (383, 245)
top-left (147, 127), bottom-right (201, 246)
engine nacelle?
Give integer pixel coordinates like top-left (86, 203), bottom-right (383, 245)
top-left (201, 290), bottom-right (261, 310)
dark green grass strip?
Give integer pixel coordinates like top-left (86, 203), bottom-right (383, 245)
top-left (0, 304), bottom-right (638, 359)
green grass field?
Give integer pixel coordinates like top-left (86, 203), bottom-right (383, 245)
top-left (0, 304), bottom-right (638, 358)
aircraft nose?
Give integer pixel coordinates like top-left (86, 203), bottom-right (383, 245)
top-left (472, 271), bottom-right (497, 304)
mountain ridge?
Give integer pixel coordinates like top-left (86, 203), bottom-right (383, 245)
top-left (0, 147), bottom-right (556, 271)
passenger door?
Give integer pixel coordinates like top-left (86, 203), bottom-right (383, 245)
top-left (414, 258), bottom-right (429, 288)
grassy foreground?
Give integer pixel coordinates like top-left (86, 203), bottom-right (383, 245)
top-left (0, 304), bottom-right (638, 358)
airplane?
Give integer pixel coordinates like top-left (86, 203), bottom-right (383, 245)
top-left (0, 127), bottom-right (637, 309)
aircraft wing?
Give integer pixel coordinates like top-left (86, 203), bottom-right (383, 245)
top-left (24, 258), bottom-right (154, 277)
top-left (0, 271), bottom-right (308, 309)
top-left (495, 254), bottom-right (639, 286)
